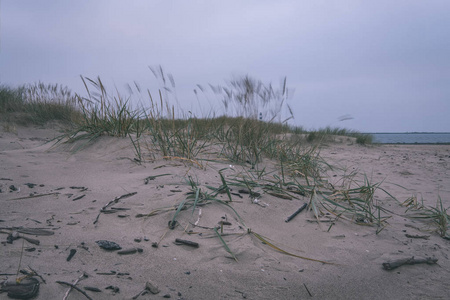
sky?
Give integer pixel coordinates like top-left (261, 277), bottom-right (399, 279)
top-left (1, 0), bottom-right (450, 132)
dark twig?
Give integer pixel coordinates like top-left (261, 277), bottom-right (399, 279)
top-left (62, 272), bottom-right (87, 300)
top-left (285, 203), bottom-right (307, 222)
top-left (7, 192), bottom-right (60, 201)
top-left (175, 238), bottom-right (199, 248)
top-left (94, 192), bottom-right (137, 224)
top-left (72, 194), bottom-right (86, 201)
top-left (58, 279), bottom-right (92, 300)
top-left (27, 265), bottom-right (46, 284)
top-left (304, 283), bottom-right (313, 297)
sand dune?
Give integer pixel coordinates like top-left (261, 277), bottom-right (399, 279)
top-left (1, 124), bottom-right (449, 299)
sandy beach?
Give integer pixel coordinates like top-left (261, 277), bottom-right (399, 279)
top-left (1, 124), bottom-right (449, 300)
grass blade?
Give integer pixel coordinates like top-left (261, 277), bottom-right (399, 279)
top-left (214, 227), bottom-right (238, 261)
top-left (249, 231), bottom-right (334, 265)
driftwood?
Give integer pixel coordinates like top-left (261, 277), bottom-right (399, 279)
top-left (0, 227), bottom-right (54, 247)
top-left (382, 256), bottom-right (438, 270)
top-left (17, 234), bottom-right (40, 245)
top-left (0, 227), bottom-right (54, 236)
top-left (1, 230), bottom-right (41, 245)
top-left (14, 228), bottom-right (54, 236)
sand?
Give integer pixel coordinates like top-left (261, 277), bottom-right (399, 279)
top-left (1, 124), bottom-right (449, 300)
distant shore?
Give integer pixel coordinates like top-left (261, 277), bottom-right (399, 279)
top-left (370, 132), bottom-right (450, 144)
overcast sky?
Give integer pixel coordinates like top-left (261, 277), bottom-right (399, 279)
top-left (1, 1), bottom-right (449, 132)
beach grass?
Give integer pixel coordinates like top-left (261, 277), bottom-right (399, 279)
top-left (1, 78), bottom-right (372, 158)
top-left (3, 75), bottom-right (409, 262)
top-left (0, 84), bottom-right (25, 113)
top-left (404, 195), bottom-right (449, 238)
top-left (307, 126), bottom-right (373, 145)
top-left (0, 83), bottom-right (81, 125)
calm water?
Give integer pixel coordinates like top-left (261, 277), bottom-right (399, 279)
top-left (371, 133), bottom-right (450, 144)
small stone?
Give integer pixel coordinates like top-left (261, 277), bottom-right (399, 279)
top-left (95, 240), bottom-right (122, 250)
top-left (163, 294), bottom-right (171, 298)
top-left (105, 285), bottom-right (120, 293)
top-left (145, 281), bottom-right (160, 294)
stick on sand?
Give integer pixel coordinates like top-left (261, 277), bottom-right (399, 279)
top-left (94, 192), bottom-right (137, 224)
top-left (382, 256), bottom-right (438, 270)
top-left (285, 203), bottom-right (307, 222)
top-left (59, 273), bottom-right (91, 300)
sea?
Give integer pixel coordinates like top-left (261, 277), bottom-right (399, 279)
top-left (370, 133), bottom-right (450, 144)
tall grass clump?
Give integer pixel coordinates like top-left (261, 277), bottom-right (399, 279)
top-left (212, 75), bottom-right (293, 123)
top-left (0, 84), bottom-right (26, 113)
top-left (404, 195), bottom-right (449, 238)
top-left (215, 117), bottom-right (275, 165)
top-left (55, 70), bottom-right (371, 168)
top-left (0, 82), bottom-right (80, 125)
top-left (126, 72), bottom-right (298, 164)
top-left (139, 90), bottom-right (213, 160)
top-left (64, 76), bottom-right (144, 142)
top-left (23, 82), bottom-right (80, 124)
top-left (199, 75), bottom-right (296, 165)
